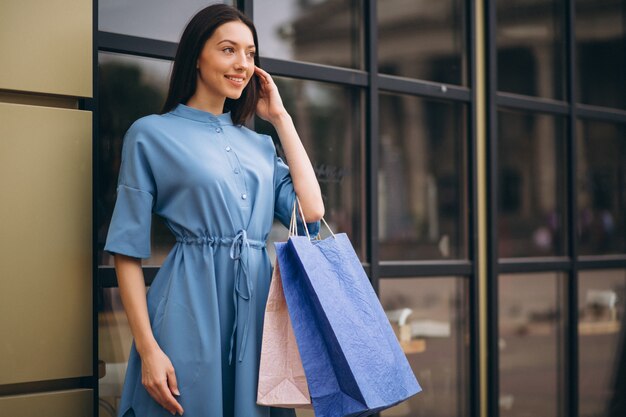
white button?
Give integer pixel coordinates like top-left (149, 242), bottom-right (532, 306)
top-left (215, 127), bottom-right (222, 133)
top-left (241, 193), bottom-right (247, 200)
top-left (225, 146), bottom-right (231, 152)
top-left (234, 168), bottom-right (240, 174)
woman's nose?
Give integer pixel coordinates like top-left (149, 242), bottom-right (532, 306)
top-left (235, 52), bottom-right (249, 70)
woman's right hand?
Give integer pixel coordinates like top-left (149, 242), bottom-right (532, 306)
top-left (113, 253), bottom-right (184, 415)
top-left (140, 346), bottom-right (185, 415)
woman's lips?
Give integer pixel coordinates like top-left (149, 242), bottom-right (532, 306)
top-left (225, 75), bottom-right (245, 87)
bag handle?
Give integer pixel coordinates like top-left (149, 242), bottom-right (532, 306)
top-left (289, 195), bottom-right (336, 239)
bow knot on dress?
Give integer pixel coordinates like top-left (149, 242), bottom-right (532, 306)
top-left (228, 228), bottom-right (265, 364)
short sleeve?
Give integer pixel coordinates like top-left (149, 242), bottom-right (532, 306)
top-left (104, 123), bottom-right (157, 259)
top-left (273, 153), bottom-right (321, 239)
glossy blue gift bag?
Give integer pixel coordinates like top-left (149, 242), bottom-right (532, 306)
top-left (275, 199), bottom-right (421, 417)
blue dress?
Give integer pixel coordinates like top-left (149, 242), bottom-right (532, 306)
top-left (104, 102), bottom-right (320, 417)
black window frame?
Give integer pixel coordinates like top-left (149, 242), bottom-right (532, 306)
top-left (89, 0), bottom-right (626, 416)
top-left (486, 1), bottom-right (626, 417)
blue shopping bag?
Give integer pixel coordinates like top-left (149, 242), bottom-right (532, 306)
top-left (275, 199), bottom-right (421, 417)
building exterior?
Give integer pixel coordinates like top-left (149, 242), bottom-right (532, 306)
top-left (0, 1), bottom-right (624, 416)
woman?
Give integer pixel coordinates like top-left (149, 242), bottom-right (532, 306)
top-left (104, 4), bottom-right (324, 417)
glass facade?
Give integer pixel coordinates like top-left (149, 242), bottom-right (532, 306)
top-left (577, 119), bottom-right (626, 256)
top-left (498, 273), bottom-right (565, 417)
top-left (379, 93), bottom-right (468, 260)
top-left (98, 0), bottom-right (233, 42)
top-left (254, 0), bottom-right (363, 68)
top-left (377, 0), bottom-right (467, 85)
top-left (96, 1), bottom-right (626, 417)
top-left (97, 52), bottom-right (175, 267)
top-left (379, 277), bottom-right (470, 417)
top-left (255, 77), bottom-right (365, 260)
top-left (575, 0), bottom-right (626, 109)
top-left (578, 270), bottom-right (626, 417)
top-left (497, 109), bottom-right (567, 258)
top-left (496, 0), bottom-right (566, 99)
top-left (99, 287), bottom-right (133, 417)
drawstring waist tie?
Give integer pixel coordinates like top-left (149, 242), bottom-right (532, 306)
top-left (175, 229), bottom-right (266, 364)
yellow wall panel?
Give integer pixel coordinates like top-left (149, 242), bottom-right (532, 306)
top-left (0, 0), bottom-right (92, 97)
top-left (0, 389), bottom-right (92, 416)
top-left (0, 103), bottom-right (92, 384)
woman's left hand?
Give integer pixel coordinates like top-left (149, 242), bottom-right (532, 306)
top-left (254, 66), bottom-right (289, 125)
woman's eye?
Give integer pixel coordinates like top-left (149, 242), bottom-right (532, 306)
top-left (223, 47), bottom-right (234, 53)
top-left (247, 51), bottom-right (256, 58)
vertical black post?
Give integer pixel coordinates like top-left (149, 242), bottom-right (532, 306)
top-left (365, 1), bottom-right (380, 415)
top-left (467, 1), bottom-right (481, 417)
top-left (565, 0), bottom-right (579, 416)
top-left (239, 0), bottom-right (253, 19)
top-left (484, 0), bottom-right (500, 416)
top-left (91, 0), bottom-right (100, 415)
top-left (365, 0), bottom-right (379, 292)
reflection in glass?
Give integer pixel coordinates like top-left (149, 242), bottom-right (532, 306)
top-left (496, 0), bottom-right (565, 99)
top-left (99, 0), bottom-right (231, 43)
top-left (377, 0), bottom-right (466, 85)
top-left (577, 119), bottom-right (626, 255)
top-left (499, 273), bottom-right (565, 417)
top-left (379, 93), bottom-right (467, 260)
top-left (578, 270), bottom-right (626, 417)
top-left (498, 109), bottom-right (566, 257)
top-left (576, 0), bottom-right (626, 109)
top-left (98, 52), bottom-right (174, 267)
top-left (98, 287), bottom-right (137, 417)
top-left (379, 277), bottom-right (470, 417)
top-left (256, 77), bottom-right (365, 261)
top-left (255, 0), bottom-right (362, 68)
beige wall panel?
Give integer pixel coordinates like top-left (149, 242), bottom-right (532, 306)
top-left (0, 0), bottom-right (92, 97)
top-left (0, 389), bottom-right (92, 416)
top-left (0, 103), bottom-right (92, 385)
top-left (0, 91), bottom-right (79, 109)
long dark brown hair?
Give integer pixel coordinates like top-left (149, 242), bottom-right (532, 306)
top-left (160, 4), bottom-right (261, 126)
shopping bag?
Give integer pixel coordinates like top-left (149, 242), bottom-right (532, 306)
top-left (256, 204), bottom-right (312, 408)
top-left (277, 197), bottom-right (421, 417)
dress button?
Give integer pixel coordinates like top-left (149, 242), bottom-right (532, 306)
top-left (225, 146), bottom-right (231, 152)
top-left (215, 127), bottom-right (222, 133)
top-left (241, 193), bottom-right (247, 200)
top-left (234, 168), bottom-right (240, 174)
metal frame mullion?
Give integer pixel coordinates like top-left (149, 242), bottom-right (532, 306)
top-left (365, 0), bottom-right (379, 292)
top-left (576, 103), bottom-right (626, 123)
top-left (467, 1), bottom-right (481, 416)
top-left (91, 0), bottom-right (100, 415)
top-left (498, 257), bottom-right (571, 273)
top-left (365, 2), bottom-right (381, 416)
top-left (239, 0), bottom-right (253, 18)
top-left (496, 92), bottom-right (569, 115)
top-left (378, 74), bottom-right (471, 102)
top-left (98, 31), bottom-right (177, 60)
top-left (578, 256), bottom-right (626, 270)
top-left (565, 0), bottom-right (579, 416)
top-left (484, 0), bottom-right (500, 416)
top-left (259, 57), bottom-right (368, 86)
top-left (98, 266), bottom-right (159, 288)
top-left (379, 261), bottom-right (473, 277)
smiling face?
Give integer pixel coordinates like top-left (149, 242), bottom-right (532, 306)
top-left (195, 20), bottom-right (256, 105)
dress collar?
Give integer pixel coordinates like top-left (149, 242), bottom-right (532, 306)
top-left (169, 102), bottom-right (233, 125)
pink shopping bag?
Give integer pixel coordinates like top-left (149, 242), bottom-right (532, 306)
top-left (257, 260), bottom-right (312, 408)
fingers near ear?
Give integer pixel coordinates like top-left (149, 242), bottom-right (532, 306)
top-left (255, 66), bottom-right (271, 80)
